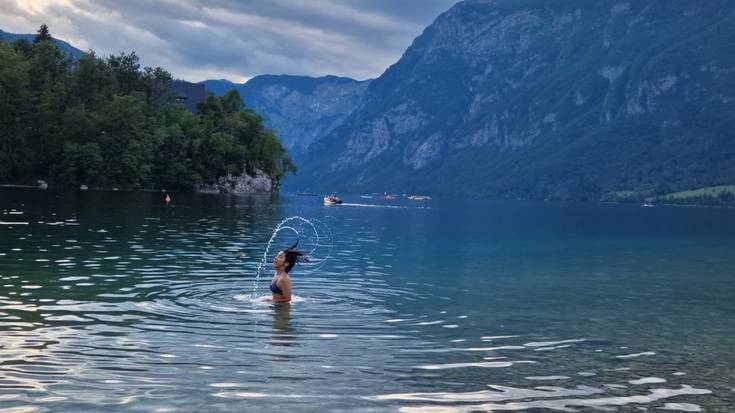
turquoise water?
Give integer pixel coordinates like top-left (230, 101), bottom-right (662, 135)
top-left (1, 188), bottom-right (734, 412)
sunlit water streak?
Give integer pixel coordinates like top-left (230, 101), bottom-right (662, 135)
top-left (0, 189), bottom-right (734, 412)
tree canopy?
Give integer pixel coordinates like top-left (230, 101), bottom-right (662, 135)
top-left (0, 25), bottom-right (296, 190)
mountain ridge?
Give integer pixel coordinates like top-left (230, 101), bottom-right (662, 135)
top-left (0, 28), bottom-right (83, 59)
top-left (283, 0), bottom-right (735, 200)
top-left (204, 75), bottom-right (371, 155)
top-left (4, 0), bottom-right (734, 202)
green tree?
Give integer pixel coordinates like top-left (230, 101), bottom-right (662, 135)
top-left (12, 39), bottom-right (33, 58)
top-left (71, 52), bottom-right (114, 105)
top-left (251, 130), bottom-right (296, 182)
top-left (141, 66), bottom-right (173, 107)
top-left (108, 52), bottom-right (141, 95)
top-left (96, 95), bottom-right (153, 188)
top-left (0, 43), bottom-right (31, 179)
top-left (0, 25), bottom-right (297, 190)
top-left (151, 106), bottom-right (203, 189)
top-left (26, 41), bottom-right (72, 176)
top-left (34, 24), bottom-right (52, 44)
top-left (51, 142), bottom-right (103, 185)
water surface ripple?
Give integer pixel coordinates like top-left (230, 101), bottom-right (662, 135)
top-left (1, 189), bottom-right (734, 412)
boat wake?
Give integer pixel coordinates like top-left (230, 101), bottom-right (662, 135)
top-left (339, 203), bottom-right (408, 209)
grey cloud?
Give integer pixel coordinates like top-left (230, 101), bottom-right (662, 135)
top-left (1, 0), bottom-right (458, 81)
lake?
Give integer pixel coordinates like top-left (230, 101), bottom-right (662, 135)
top-left (1, 187), bottom-right (734, 412)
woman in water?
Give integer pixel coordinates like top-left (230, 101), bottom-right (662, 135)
top-left (269, 241), bottom-right (307, 303)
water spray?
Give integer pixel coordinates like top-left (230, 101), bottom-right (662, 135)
top-left (251, 216), bottom-right (333, 296)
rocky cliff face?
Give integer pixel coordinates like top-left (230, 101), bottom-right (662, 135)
top-left (198, 169), bottom-right (274, 194)
top-left (203, 75), bottom-right (370, 158)
top-left (286, 0), bottom-right (735, 199)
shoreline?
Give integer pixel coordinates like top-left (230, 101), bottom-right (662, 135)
top-left (2, 184), bottom-right (732, 209)
top-left (0, 184), bottom-right (278, 195)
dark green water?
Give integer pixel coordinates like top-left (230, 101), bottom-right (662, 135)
top-left (1, 188), bottom-right (734, 412)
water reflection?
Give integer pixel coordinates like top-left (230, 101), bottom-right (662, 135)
top-left (383, 384), bottom-right (712, 413)
top-left (1, 188), bottom-right (734, 412)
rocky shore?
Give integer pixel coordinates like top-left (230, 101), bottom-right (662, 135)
top-left (197, 169), bottom-right (275, 194)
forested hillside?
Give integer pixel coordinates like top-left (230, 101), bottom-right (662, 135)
top-left (0, 25), bottom-right (295, 190)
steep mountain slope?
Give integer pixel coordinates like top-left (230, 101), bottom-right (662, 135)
top-left (287, 0), bottom-right (735, 199)
top-left (203, 75), bottom-right (370, 155)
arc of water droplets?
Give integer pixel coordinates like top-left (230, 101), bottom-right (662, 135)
top-left (251, 216), bottom-right (333, 296)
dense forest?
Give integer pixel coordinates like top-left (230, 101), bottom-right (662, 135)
top-left (0, 25), bottom-right (295, 190)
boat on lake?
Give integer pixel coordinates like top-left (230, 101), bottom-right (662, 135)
top-left (408, 195), bottom-right (432, 201)
top-left (324, 195), bottom-right (343, 205)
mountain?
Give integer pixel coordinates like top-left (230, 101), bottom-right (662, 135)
top-left (283, 0), bottom-right (735, 200)
top-left (201, 79), bottom-right (238, 97)
top-left (0, 29), bottom-right (84, 59)
top-left (203, 75), bottom-right (370, 155)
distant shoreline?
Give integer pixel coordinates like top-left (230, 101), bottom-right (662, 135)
top-left (0, 184), bottom-right (40, 189)
top-left (2, 184), bottom-right (733, 208)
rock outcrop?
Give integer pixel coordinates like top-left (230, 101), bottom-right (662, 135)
top-left (198, 169), bottom-right (274, 194)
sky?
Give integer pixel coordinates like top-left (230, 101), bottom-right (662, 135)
top-left (0, 0), bottom-right (459, 83)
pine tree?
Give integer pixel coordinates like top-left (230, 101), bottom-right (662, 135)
top-left (34, 24), bottom-right (52, 44)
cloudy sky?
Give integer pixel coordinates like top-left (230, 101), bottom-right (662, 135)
top-left (0, 0), bottom-right (458, 82)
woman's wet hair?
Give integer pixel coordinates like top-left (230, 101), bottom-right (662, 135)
top-left (282, 239), bottom-right (308, 273)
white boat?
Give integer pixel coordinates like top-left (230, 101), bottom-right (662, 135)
top-left (324, 195), bottom-right (343, 205)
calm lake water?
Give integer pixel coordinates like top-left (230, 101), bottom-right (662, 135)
top-left (1, 187), bottom-right (734, 412)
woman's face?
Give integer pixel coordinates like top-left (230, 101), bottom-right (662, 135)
top-left (273, 251), bottom-right (286, 270)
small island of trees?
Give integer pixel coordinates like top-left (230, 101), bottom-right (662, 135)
top-left (0, 25), bottom-right (295, 191)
